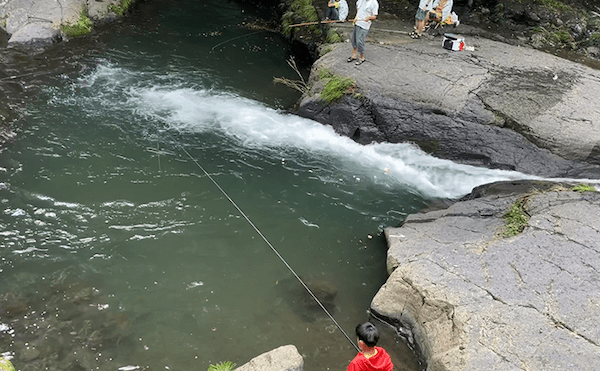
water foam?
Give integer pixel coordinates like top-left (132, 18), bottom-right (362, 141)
top-left (130, 86), bottom-right (535, 199)
top-left (66, 64), bottom-right (537, 199)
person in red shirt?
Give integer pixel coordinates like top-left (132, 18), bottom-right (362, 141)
top-left (347, 322), bottom-right (394, 371)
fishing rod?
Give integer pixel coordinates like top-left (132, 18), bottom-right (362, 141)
top-left (288, 18), bottom-right (372, 28)
top-left (162, 131), bottom-right (361, 353)
top-left (288, 19), bottom-right (347, 27)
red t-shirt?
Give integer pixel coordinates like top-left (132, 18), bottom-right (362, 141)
top-left (347, 346), bottom-right (394, 371)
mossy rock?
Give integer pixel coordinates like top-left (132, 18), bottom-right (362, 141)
top-left (0, 358), bottom-right (15, 371)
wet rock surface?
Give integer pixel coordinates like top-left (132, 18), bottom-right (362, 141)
top-left (371, 180), bottom-right (600, 371)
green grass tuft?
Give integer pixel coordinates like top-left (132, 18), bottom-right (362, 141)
top-left (207, 361), bottom-right (235, 371)
top-left (61, 11), bottom-right (93, 37)
top-left (110, 0), bottom-right (134, 16)
top-left (321, 75), bottom-right (355, 103)
top-left (572, 184), bottom-right (596, 193)
top-left (503, 197), bottom-right (530, 237)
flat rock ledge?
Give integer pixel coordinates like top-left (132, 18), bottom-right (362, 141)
top-left (371, 180), bottom-right (600, 371)
top-left (297, 35), bottom-right (600, 178)
top-left (235, 345), bottom-right (303, 371)
top-left (0, 0), bottom-right (127, 47)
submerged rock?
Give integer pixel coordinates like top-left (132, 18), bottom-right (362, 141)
top-left (277, 275), bottom-right (338, 322)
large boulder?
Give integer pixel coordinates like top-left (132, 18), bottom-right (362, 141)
top-left (0, 0), bottom-right (127, 46)
top-left (371, 180), bottom-right (600, 371)
top-left (297, 36), bottom-right (600, 178)
top-left (235, 345), bottom-right (304, 371)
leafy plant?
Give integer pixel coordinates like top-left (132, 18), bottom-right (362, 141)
top-left (572, 184), bottom-right (596, 193)
top-left (207, 361), bottom-right (235, 371)
top-left (503, 197), bottom-right (530, 237)
top-left (61, 11), bottom-right (93, 37)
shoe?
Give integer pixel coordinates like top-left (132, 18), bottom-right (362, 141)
top-left (347, 56), bottom-right (357, 62)
top-left (410, 33), bottom-right (421, 39)
top-left (454, 20), bottom-right (460, 27)
top-left (355, 59), bottom-right (365, 65)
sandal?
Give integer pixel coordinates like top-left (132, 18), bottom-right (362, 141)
top-left (355, 59), bottom-right (365, 66)
top-left (347, 56), bottom-right (357, 63)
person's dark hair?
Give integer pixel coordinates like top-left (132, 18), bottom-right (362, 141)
top-left (356, 322), bottom-right (379, 347)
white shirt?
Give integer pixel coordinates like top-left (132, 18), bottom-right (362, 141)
top-left (338, 0), bottom-right (349, 21)
top-left (355, 0), bottom-right (379, 30)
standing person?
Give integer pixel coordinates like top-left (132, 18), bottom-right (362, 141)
top-left (347, 322), bottom-right (394, 371)
top-left (338, 0), bottom-right (349, 21)
top-left (410, 0), bottom-right (433, 38)
top-left (347, 0), bottom-right (379, 66)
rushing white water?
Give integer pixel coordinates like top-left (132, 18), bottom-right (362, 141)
top-left (72, 63), bottom-right (537, 200)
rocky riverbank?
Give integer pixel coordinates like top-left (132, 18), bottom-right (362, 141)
top-left (296, 20), bottom-right (600, 178)
top-left (372, 180), bottom-right (600, 370)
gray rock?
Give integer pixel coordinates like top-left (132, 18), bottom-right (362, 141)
top-left (0, 0), bottom-right (128, 46)
top-left (297, 35), bottom-right (600, 178)
top-left (7, 22), bottom-right (60, 45)
top-left (235, 345), bottom-right (304, 371)
top-left (371, 180), bottom-right (600, 371)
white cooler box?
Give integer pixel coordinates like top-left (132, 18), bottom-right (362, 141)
top-left (442, 33), bottom-right (465, 51)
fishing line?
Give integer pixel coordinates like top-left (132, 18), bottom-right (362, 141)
top-left (163, 130), bottom-right (361, 353)
top-left (210, 30), bottom-right (266, 52)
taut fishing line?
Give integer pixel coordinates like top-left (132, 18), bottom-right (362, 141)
top-left (163, 131), bottom-right (361, 353)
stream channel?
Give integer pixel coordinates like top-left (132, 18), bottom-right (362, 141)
top-left (0, 1), bottom-right (534, 370)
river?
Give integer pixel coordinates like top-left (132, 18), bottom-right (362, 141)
top-left (0, 1), bottom-right (531, 370)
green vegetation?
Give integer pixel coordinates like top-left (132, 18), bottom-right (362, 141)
top-left (61, 10), bottom-right (93, 37)
top-left (0, 357), bottom-right (16, 371)
top-left (321, 75), bottom-right (356, 103)
top-left (531, 0), bottom-right (572, 12)
top-left (282, 0), bottom-right (321, 36)
top-left (326, 29), bottom-right (342, 43)
top-left (110, 0), bottom-right (134, 16)
top-left (207, 361), bottom-right (235, 371)
top-left (589, 32), bottom-right (600, 46)
top-left (503, 197), bottom-right (530, 237)
top-left (572, 184), bottom-right (596, 193)
top-left (318, 68), bottom-right (333, 79)
top-left (532, 25), bottom-right (575, 48)
top-left (289, 0), bottom-right (318, 22)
